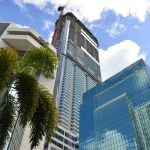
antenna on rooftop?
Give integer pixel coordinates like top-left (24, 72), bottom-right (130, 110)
top-left (51, 0), bottom-right (70, 47)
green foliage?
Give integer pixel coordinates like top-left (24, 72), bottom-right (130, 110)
top-left (15, 72), bottom-right (39, 127)
top-left (20, 47), bottom-right (57, 77)
top-left (0, 47), bottom-right (58, 149)
top-left (30, 86), bottom-right (58, 149)
top-left (0, 48), bottom-right (18, 90)
top-left (0, 96), bottom-right (15, 149)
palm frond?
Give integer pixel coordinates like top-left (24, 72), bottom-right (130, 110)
top-left (30, 86), bottom-right (58, 149)
top-left (0, 87), bottom-right (7, 105)
top-left (0, 95), bottom-right (15, 149)
top-left (0, 48), bottom-right (18, 90)
top-left (19, 47), bottom-right (57, 78)
top-left (15, 72), bottom-right (38, 127)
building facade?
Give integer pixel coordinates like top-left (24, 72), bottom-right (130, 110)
top-left (0, 22), bottom-right (56, 150)
top-left (80, 59), bottom-right (150, 150)
top-left (46, 13), bottom-right (101, 150)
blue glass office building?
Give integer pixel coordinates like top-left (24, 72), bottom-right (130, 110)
top-left (80, 59), bottom-right (150, 150)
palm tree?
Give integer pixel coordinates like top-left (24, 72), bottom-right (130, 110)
top-left (0, 47), bottom-right (58, 149)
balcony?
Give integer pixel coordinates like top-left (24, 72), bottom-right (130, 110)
top-left (1, 27), bottom-right (51, 51)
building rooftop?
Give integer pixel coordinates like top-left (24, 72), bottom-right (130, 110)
top-left (0, 22), bottom-right (56, 53)
top-left (85, 59), bottom-right (146, 95)
top-left (56, 12), bottom-right (99, 46)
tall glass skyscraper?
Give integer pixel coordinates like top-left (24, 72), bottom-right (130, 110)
top-left (47, 13), bottom-right (101, 150)
top-left (80, 59), bottom-right (150, 150)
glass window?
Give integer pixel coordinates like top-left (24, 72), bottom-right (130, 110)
top-left (0, 23), bottom-right (9, 37)
top-left (69, 23), bottom-right (75, 41)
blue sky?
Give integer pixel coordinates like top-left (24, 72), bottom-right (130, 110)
top-left (1, 0), bottom-right (150, 80)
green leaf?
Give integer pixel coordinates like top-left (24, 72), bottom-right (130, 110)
top-left (30, 86), bottom-right (58, 149)
top-left (0, 87), bottom-right (7, 106)
top-left (20, 47), bottom-right (57, 78)
top-left (0, 47), bottom-right (58, 149)
top-left (0, 48), bottom-right (18, 90)
top-left (15, 72), bottom-right (38, 127)
top-left (0, 96), bottom-right (15, 149)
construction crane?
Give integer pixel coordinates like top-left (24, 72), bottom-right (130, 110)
top-left (51, 0), bottom-right (70, 47)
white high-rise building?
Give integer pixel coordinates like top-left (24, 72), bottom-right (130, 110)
top-left (0, 22), bottom-right (56, 150)
top-left (46, 13), bottom-right (101, 150)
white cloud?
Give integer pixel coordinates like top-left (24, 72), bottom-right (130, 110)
top-left (44, 8), bottom-right (55, 15)
top-left (43, 20), bottom-right (54, 30)
top-left (106, 22), bottom-right (126, 37)
top-left (12, 0), bottom-right (48, 9)
top-left (48, 31), bottom-right (54, 43)
top-left (12, 0), bottom-right (150, 22)
top-left (15, 23), bottom-right (29, 28)
top-left (134, 25), bottom-right (140, 30)
top-left (12, 0), bottom-right (25, 9)
top-left (99, 40), bottom-right (146, 81)
top-left (12, 0), bottom-right (33, 19)
top-left (89, 23), bottom-right (101, 30)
